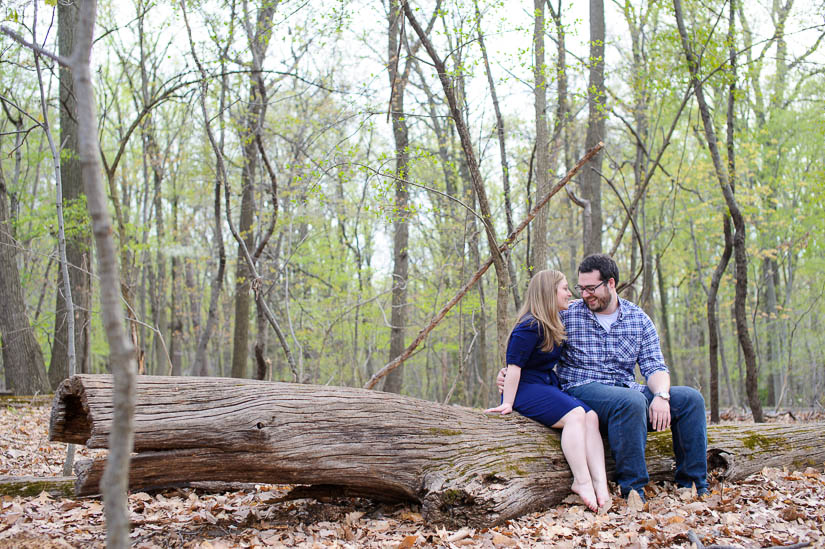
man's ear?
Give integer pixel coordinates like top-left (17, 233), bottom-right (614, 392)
top-left (608, 278), bottom-right (616, 290)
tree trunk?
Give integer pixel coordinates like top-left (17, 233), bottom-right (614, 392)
top-left (623, 3), bottom-right (652, 311)
top-left (475, 0), bottom-right (519, 311)
top-left (254, 306), bottom-right (268, 380)
top-left (547, 2), bottom-right (580, 277)
top-left (762, 256), bottom-right (781, 405)
top-left (581, 0), bottom-right (605, 255)
top-left (191, 35), bottom-right (231, 378)
top-left (50, 0), bottom-right (92, 388)
top-left (169, 181), bottom-right (183, 376)
top-left (655, 254), bottom-right (679, 386)
top-left (51, 374), bottom-right (825, 527)
top-left (0, 170), bottom-right (51, 395)
top-left (708, 216), bottom-right (733, 423)
top-left (231, 1), bottom-right (280, 380)
top-left (531, 0), bottom-right (550, 271)
top-left (707, 1), bottom-right (737, 422)
top-left (182, 1), bottom-right (295, 382)
top-left (230, 109), bottom-right (259, 380)
top-left (384, 0), bottom-right (411, 394)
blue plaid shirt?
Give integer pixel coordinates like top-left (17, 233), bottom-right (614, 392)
top-left (556, 298), bottom-right (669, 392)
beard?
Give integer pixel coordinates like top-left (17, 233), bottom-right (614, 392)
top-left (584, 292), bottom-right (613, 313)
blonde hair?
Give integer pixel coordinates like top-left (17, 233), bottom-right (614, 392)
top-left (511, 269), bottom-right (568, 351)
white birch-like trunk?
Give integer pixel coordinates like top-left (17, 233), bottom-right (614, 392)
top-left (30, 1), bottom-right (78, 478)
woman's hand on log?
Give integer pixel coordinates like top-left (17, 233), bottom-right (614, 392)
top-left (485, 402), bottom-right (513, 415)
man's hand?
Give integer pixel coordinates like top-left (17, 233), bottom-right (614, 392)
top-left (485, 402), bottom-right (513, 415)
top-left (495, 367), bottom-right (507, 393)
top-left (649, 397), bottom-right (671, 431)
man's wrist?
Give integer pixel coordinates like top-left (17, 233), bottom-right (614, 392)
top-left (653, 390), bottom-right (670, 401)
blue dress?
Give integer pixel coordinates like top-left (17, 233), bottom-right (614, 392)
top-left (506, 315), bottom-right (591, 426)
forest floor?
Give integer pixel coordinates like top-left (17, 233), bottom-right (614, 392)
top-left (1, 400), bottom-right (824, 548)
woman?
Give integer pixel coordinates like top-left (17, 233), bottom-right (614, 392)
top-left (485, 269), bottom-right (610, 511)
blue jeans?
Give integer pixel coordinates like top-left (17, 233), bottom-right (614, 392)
top-left (567, 382), bottom-right (708, 497)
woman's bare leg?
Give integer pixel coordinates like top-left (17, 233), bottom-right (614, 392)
top-left (584, 410), bottom-right (611, 508)
top-left (554, 407), bottom-right (597, 511)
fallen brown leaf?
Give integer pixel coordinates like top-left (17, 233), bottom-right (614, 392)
top-left (627, 489), bottom-right (645, 513)
top-left (446, 527), bottom-right (473, 542)
top-left (397, 509), bottom-right (423, 522)
top-left (491, 532), bottom-right (517, 547)
top-left (395, 534), bottom-right (418, 548)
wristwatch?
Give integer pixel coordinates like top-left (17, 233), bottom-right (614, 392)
top-left (653, 391), bottom-right (670, 401)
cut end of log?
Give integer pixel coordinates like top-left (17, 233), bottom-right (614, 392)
top-left (49, 376), bottom-right (93, 445)
top-left (707, 448), bottom-right (733, 479)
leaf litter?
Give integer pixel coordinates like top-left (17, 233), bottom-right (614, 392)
top-left (1, 404), bottom-right (823, 548)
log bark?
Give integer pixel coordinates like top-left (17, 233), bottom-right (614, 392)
top-left (50, 375), bottom-right (825, 527)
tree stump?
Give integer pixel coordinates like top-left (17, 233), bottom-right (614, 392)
top-left (49, 375), bottom-right (825, 527)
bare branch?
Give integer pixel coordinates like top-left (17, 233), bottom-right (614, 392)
top-left (0, 26), bottom-right (71, 67)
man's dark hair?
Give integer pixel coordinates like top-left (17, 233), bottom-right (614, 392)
top-left (578, 254), bottom-right (620, 284)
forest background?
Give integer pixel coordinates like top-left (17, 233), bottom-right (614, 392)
top-left (0, 0), bottom-right (823, 419)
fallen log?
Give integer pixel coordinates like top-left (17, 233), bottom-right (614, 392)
top-left (0, 476), bottom-right (74, 498)
top-left (50, 375), bottom-right (825, 527)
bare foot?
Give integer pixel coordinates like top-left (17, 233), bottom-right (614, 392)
top-left (571, 480), bottom-right (598, 512)
top-left (595, 481), bottom-right (611, 510)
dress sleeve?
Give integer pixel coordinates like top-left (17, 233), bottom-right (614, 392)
top-left (505, 319), bottom-right (540, 367)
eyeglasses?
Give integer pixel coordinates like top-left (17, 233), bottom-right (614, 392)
top-left (574, 281), bottom-right (607, 295)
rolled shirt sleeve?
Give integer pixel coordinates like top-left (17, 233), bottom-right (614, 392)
top-left (637, 311), bottom-right (668, 379)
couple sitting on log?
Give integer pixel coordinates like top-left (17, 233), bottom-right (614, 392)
top-left (486, 254), bottom-right (708, 511)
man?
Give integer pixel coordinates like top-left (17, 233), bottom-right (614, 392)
top-left (500, 254), bottom-right (708, 499)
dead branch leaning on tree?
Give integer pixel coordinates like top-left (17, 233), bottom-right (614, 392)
top-left (400, 0), bottom-right (512, 366)
top-left (364, 143), bottom-right (604, 391)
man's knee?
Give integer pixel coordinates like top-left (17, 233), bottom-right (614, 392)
top-left (614, 389), bottom-right (648, 418)
top-left (672, 386), bottom-right (706, 416)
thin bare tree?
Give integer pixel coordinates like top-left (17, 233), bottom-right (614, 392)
top-left (673, 0), bottom-right (763, 422)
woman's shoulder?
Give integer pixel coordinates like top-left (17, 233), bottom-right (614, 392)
top-left (513, 314), bottom-right (542, 333)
